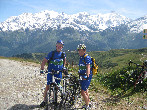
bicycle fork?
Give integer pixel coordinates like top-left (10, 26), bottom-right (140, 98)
top-left (47, 75), bottom-right (57, 104)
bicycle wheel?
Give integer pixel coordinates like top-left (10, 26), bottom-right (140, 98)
top-left (45, 90), bottom-right (49, 110)
top-left (46, 86), bottom-right (53, 110)
top-left (68, 78), bottom-right (82, 109)
top-left (58, 92), bottom-right (68, 109)
top-left (46, 84), bottom-right (57, 110)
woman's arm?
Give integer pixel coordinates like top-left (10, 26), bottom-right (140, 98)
top-left (86, 64), bottom-right (90, 77)
top-left (63, 57), bottom-right (66, 67)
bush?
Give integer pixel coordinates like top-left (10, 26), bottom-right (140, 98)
top-left (96, 66), bottom-right (146, 95)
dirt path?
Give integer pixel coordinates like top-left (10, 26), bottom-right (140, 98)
top-left (0, 59), bottom-right (45, 110)
top-left (0, 59), bottom-right (103, 110)
top-left (0, 59), bottom-right (146, 110)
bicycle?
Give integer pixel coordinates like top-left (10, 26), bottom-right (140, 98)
top-left (41, 69), bottom-right (89, 110)
top-left (60, 75), bottom-right (81, 109)
top-left (60, 74), bottom-right (92, 110)
top-left (45, 69), bottom-right (70, 110)
top-left (128, 60), bottom-right (147, 89)
top-left (114, 60), bottom-right (146, 103)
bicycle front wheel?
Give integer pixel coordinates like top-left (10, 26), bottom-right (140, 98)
top-left (46, 85), bottom-right (57, 110)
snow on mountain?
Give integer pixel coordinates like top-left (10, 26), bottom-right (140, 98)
top-left (128, 15), bottom-right (147, 33)
top-left (0, 10), bottom-right (146, 33)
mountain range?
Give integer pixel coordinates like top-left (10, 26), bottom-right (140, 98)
top-left (0, 10), bottom-right (147, 33)
top-left (0, 10), bottom-right (147, 56)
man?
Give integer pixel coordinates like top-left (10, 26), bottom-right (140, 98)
top-left (77, 44), bottom-right (93, 110)
top-left (40, 40), bottom-right (66, 107)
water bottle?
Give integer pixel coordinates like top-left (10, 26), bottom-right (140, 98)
top-left (58, 84), bottom-right (62, 91)
top-left (83, 75), bottom-right (87, 79)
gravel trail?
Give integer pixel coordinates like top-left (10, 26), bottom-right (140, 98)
top-left (0, 59), bottom-right (99, 110)
top-left (0, 59), bottom-right (45, 110)
top-left (1, 59), bottom-right (144, 110)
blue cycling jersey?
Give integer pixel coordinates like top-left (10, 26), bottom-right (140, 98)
top-left (78, 54), bottom-right (92, 77)
top-left (78, 53), bottom-right (93, 91)
top-left (45, 50), bottom-right (66, 85)
top-left (45, 50), bottom-right (66, 71)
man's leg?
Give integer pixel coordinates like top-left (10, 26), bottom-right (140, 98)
top-left (44, 85), bottom-right (49, 101)
top-left (40, 85), bottom-right (50, 107)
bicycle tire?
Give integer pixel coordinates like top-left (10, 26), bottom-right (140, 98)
top-left (46, 86), bottom-right (53, 110)
top-left (45, 88), bottom-right (50, 110)
top-left (68, 78), bottom-right (81, 108)
top-left (58, 92), bottom-right (68, 109)
top-left (46, 84), bottom-right (58, 110)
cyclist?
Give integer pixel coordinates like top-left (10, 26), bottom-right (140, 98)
top-left (40, 40), bottom-right (66, 107)
top-left (77, 44), bottom-right (93, 110)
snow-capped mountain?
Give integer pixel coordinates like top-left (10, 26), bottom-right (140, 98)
top-left (128, 15), bottom-right (147, 33)
top-left (0, 10), bottom-right (146, 33)
top-left (0, 10), bottom-right (132, 32)
top-left (0, 10), bottom-right (147, 57)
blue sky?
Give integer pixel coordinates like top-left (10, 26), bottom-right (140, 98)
top-left (0, 0), bottom-right (147, 22)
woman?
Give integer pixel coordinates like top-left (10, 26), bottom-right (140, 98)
top-left (77, 44), bottom-right (93, 110)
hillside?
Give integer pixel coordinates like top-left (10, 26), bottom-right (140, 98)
top-left (13, 47), bottom-right (147, 69)
top-left (0, 48), bottom-right (146, 110)
top-left (0, 27), bottom-right (147, 57)
top-left (0, 10), bottom-right (147, 57)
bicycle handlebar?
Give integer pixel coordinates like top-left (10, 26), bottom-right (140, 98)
top-left (48, 70), bottom-right (63, 75)
top-left (129, 60), bottom-right (141, 67)
top-left (41, 68), bottom-right (68, 75)
top-left (129, 60), bottom-right (145, 69)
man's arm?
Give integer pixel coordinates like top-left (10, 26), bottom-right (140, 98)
top-left (41, 58), bottom-right (48, 70)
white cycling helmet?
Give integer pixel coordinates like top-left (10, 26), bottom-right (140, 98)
top-left (77, 44), bottom-right (86, 50)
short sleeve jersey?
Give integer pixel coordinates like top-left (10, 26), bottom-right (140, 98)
top-left (78, 54), bottom-right (92, 76)
top-left (45, 51), bottom-right (66, 71)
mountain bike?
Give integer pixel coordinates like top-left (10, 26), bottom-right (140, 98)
top-left (128, 60), bottom-right (147, 89)
top-left (42, 70), bottom-right (88, 110)
top-left (60, 74), bottom-right (92, 110)
top-left (60, 75), bottom-right (82, 109)
top-left (45, 69), bottom-right (70, 110)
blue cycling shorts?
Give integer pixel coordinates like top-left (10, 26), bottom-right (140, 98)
top-left (80, 74), bottom-right (92, 91)
top-left (47, 71), bottom-right (62, 85)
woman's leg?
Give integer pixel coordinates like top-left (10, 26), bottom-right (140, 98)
top-left (85, 89), bottom-right (90, 102)
top-left (81, 89), bottom-right (89, 106)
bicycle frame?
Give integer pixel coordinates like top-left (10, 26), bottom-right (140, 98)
top-left (46, 70), bottom-right (72, 110)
